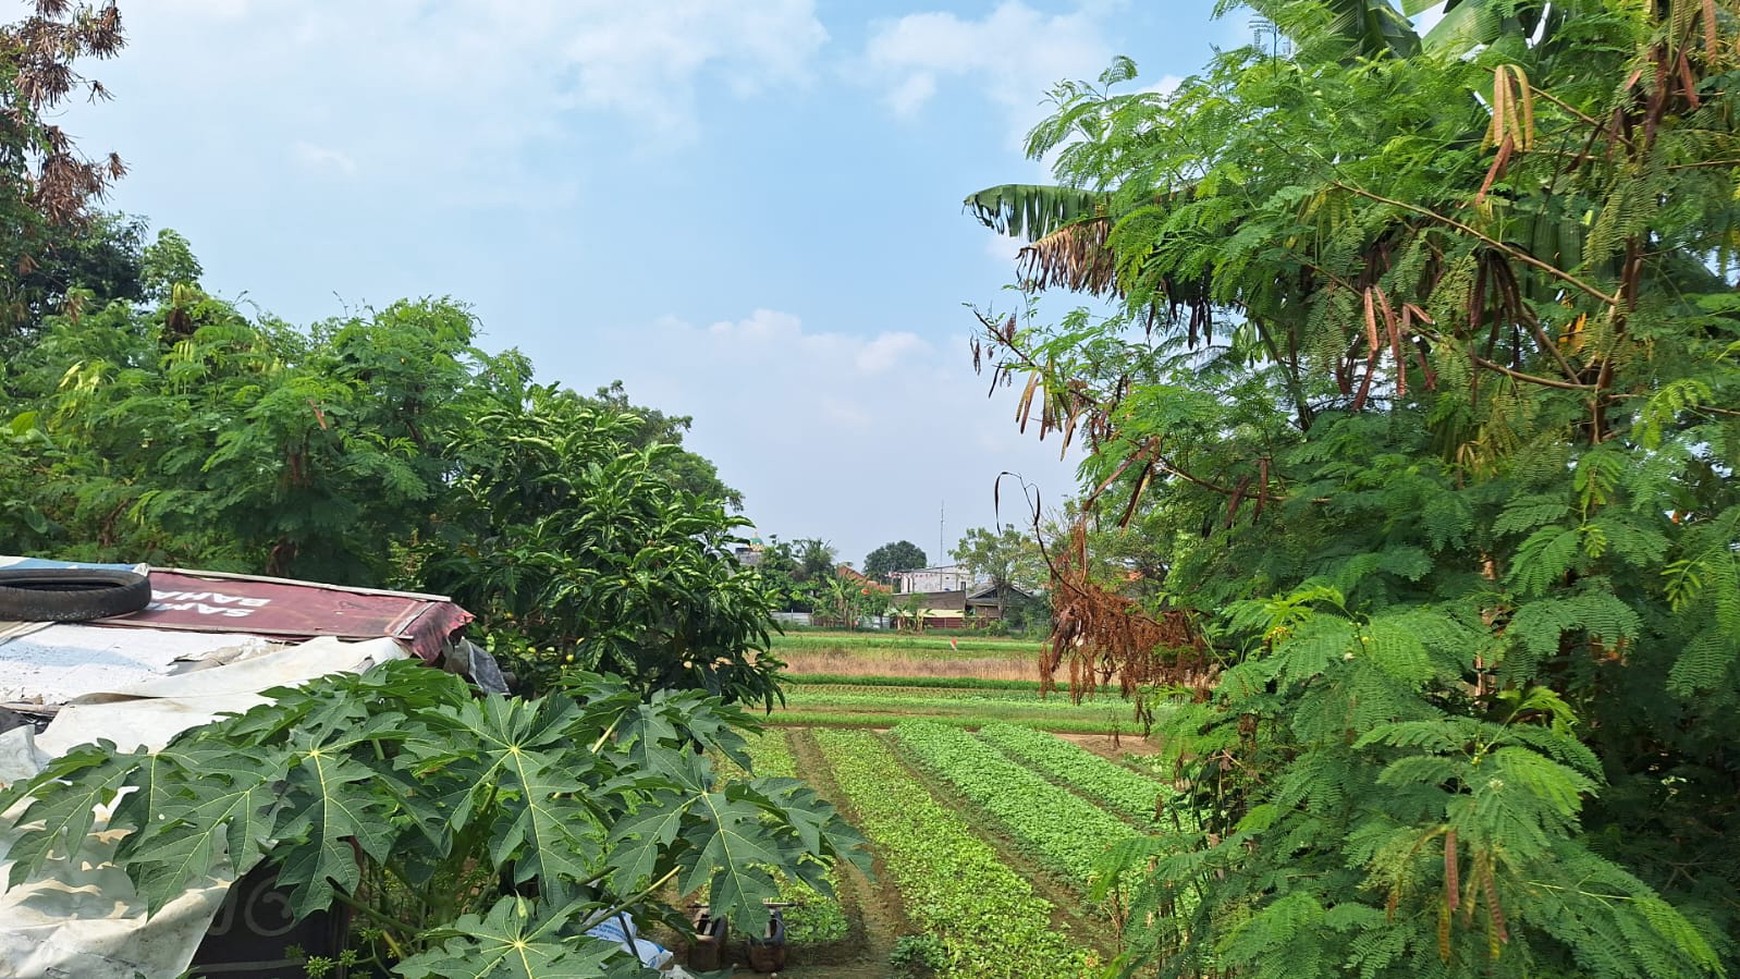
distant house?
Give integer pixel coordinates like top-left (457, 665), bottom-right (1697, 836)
top-left (888, 575), bottom-right (1038, 630)
top-left (836, 564), bottom-right (888, 592)
top-left (891, 564), bottom-right (975, 594)
top-left (965, 582), bottom-right (1034, 620)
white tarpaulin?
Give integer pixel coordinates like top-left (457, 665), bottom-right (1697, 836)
top-left (0, 623), bottom-right (273, 707)
top-left (0, 635), bottom-right (408, 979)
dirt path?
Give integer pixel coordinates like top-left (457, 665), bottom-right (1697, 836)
top-left (1057, 731), bottom-right (1164, 759)
top-left (746, 727), bottom-right (911, 978)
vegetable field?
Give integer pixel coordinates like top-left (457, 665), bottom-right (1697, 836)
top-left (651, 631), bottom-right (1178, 975)
top-left (692, 706), bottom-right (1176, 976)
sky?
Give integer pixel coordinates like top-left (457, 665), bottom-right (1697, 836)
top-left (55, 0), bottom-right (1261, 568)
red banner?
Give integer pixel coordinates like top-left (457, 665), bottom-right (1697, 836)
top-left (100, 571), bottom-right (472, 662)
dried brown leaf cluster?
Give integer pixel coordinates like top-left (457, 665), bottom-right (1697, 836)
top-left (1, 1), bottom-right (126, 227)
top-left (1039, 522), bottom-right (1211, 731)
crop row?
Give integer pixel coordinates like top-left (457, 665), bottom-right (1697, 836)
top-left (709, 730), bottom-right (849, 946)
top-left (813, 728), bottom-right (1091, 979)
top-left (892, 720), bottom-right (1137, 888)
top-left (740, 728), bottom-right (798, 778)
top-left (975, 721), bottom-right (1175, 824)
top-left (710, 729), bottom-right (798, 784)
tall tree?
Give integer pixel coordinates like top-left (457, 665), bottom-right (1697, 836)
top-left (791, 537), bottom-right (837, 583)
top-left (973, 1), bottom-right (1739, 976)
top-left (863, 539), bottom-right (927, 581)
top-left (952, 525), bottom-right (1042, 622)
top-left (1, 285), bottom-right (781, 706)
top-left (580, 379), bottom-right (743, 508)
top-left (0, 1), bottom-right (127, 346)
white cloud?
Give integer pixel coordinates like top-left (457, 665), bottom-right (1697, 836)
top-left (292, 141), bottom-right (356, 175)
top-left (862, 1), bottom-right (1115, 140)
top-left (984, 232), bottom-right (1025, 264)
top-left (555, 0), bottom-right (829, 138)
top-left (887, 74), bottom-right (939, 117)
top-left (709, 308), bottom-right (805, 341)
top-left (856, 332), bottom-right (926, 373)
top-left (703, 310), bottom-right (932, 376)
top-left (101, 0), bottom-right (830, 194)
top-left (598, 309), bottom-right (1078, 565)
top-left (1141, 75), bottom-right (1185, 98)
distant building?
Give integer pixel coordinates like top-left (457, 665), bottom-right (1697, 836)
top-left (965, 582), bottom-right (1034, 621)
top-left (891, 564), bottom-right (974, 594)
top-left (730, 537), bottom-right (765, 567)
top-left (888, 582), bottom-right (1038, 630)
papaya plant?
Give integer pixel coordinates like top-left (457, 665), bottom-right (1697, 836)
top-left (0, 660), bottom-right (867, 976)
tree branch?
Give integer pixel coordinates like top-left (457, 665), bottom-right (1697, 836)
top-left (1331, 182), bottom-right (1621, 308)
top-left (1468, 352), bottom-right (1596, 391)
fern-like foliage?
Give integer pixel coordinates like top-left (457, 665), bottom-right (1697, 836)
top-left (971, 1), bottom-right (1740, 975)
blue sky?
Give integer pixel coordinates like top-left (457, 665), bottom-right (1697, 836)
top-left (61, 0), bottom-right (1257, 567)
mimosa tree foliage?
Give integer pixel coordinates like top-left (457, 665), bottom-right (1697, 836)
top-left (971, 1), bottom-right (1740, 975)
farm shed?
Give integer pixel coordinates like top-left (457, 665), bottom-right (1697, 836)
top-left (964, 582), bottom-right (1034, 620)
top-left (0, 557), bottom-right (487, 979)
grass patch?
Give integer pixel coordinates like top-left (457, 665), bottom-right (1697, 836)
top-left (786, 673), bottom-right (1048, 691)
top-left (771, 631), bottom-right (1042, 655)
top-left (785, 687), bottom-right (1114, 708)
top-left (765, 709), bottom-right (1139, 737)
top-left (780, 651), bottom-right (1039, 681)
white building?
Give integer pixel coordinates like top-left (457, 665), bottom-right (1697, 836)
top-left (891, 564), bottom-right (974, 594)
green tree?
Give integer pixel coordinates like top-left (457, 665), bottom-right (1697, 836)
top-left (138, 227), bottom-right (201, 302)
top-left (791, 538), bottom-right (837, 583)
top-left (863, 539), bottom-right (927, 582)
top-left (973, 2), bottom-right (1739, 976)
top-left (818, 570), bottom-right (891, 630)
top-left (4, 212), bottom-right (150, 332)
top-left (581, 380), bottom-right (743, 508)
top-left (952, 524), bottom-right (1043, 623)
top-left (0, 284), bottom-right (782, 706)
top-left (751, 535), bottom-right (814, 613)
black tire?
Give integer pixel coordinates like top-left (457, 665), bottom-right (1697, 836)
top-left (0, 568), bottom-right (152, 622)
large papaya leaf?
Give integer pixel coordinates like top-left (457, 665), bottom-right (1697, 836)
top-left (394, 894), bottom-right (628, 979)
top-left (410, 695), bottom-right (605, 886)
top-left (678, 790), bottom-right (791, 934)
top-left (608, 695), bottom-right (724, 792)
top-left (272, 717), bottom-right (406, 917)
top-left (115, 742), bottom-right (291, 914)
top-left (605, 787), bottom-right (695, 893)
top-left (2, 740), bottom-right (141, 889)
